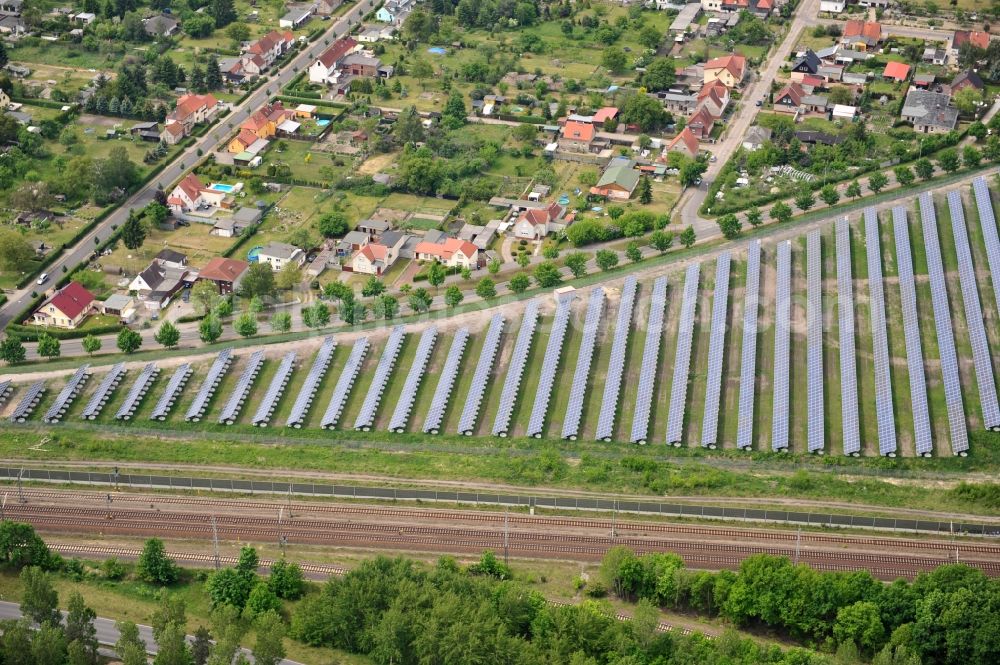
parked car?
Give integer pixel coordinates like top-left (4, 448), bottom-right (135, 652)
top-left (36, 273), bottom-right (48, 285)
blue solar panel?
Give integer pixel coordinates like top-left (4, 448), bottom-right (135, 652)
top-left (150, 364), bottom-right (192, 421)
top-left (595, 276), bottom-right (637, 442)
top-left (116, 363), bottom-right (160, 421)
top-left (735, 241), bottom-right (760, 450)
top-left (563, 288), bottom-right (605, 440)
top-left (630, 276), bottom-right (667, 444)
top-left (458, 314), bottom-right (504, 435)
top-left (493, 300), bottom-right (539, 437)
top-left (864, 208), bottom-right (897, 457)
top-left (10, 381), bottom-right (46, 423)
top-left (218, 350), bottom-right (264, 425)
top-left (836, 218), bottom-right (860, 457)
top-left (81, 363), bottom-right (126, 420)
top-left (286, 337), bottom-right (335, 428)
top-left (772, 241), bottom-right (791, 452)
top-left (806, 230), bottom-right (824, 454)
top-left (526, 294), bottom-right (573, 438)
top-left (321, 337), bottom-right (369, 429)
top-left (701, 254), bottom-right (730, 449)
top-left (354, 325), bottom-right (406, 431)
top-left (186, 348), bottom-right (233, 422)
top-left (388, 326), bottom-right (438, 433)
top-left (423, 328), bottom-right (469, 434)
top-left (43, 365), bottom-right (90, 424)
top-left (252, 351), bottom-right (297, 427)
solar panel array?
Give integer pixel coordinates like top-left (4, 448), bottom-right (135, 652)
top-left (43, 365), bottom-right (90, 424)
top-left (772, 241), bottom-right (791, 452)
top-left (666, 264), bottom-right (701, 446)
top-left (354, 326), bottom-right (406, 431)
top-left (527, 295), bottom-right (573, 438)
top-left (864, 208), bottom-right (897, 456)
top-left (595, 276), bottom-right (637, 442)
top-left (493, 300), bottom-right (539, 437)
top-left (217, 350), bottom-right (264, 425)
top-left (919, 193), bottom-right (969, 455)
top-left (736, 241), bottom-right (760, 450)
top-left (185, 348), bottom-right (233, 423)
top-left (388, 327), bottom-right (438, 433)
top-left (562, 288), bottom-right (604, 440)
top-left (892, 206), bottom-right (933, 457)
top-left (116, 363), bottom-right (160, 421)
top-left (10, 381), bottom-right (45, 423)
top-left (458, 313), bottom-right (504, 435)
top-left (286, 337), bottom-right (336, 428)
top-left (81, 362), bottom-right (126, 420)
top-left (972, 177), bottom-right (1000, 317)
top-left (701, 254), bottom-right (730, 449)
top-left (806, 230), bottom-right (824, 454)
top-left (630, 276), bottom-right (667, 445)
top-left (947, 190), bottom-right (1000, 432)
top-left (150, 364), bottom-right (192, 421)
top-left (321, 337), bottom-right (369, 429)
top-left (423, 328), bottom-right (469, 434)
top-left (835, 218), bottom-right (861, 457)
top-left (0, 380), bottom-right (13, 408)
top-left (252, 351), bottom-right (296, 427)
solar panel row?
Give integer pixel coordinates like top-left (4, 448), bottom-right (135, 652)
top-left (81, 363), bottom-right (126, 420)
top-left (947, 190), bottom-right (1000, 432)
top-left (562, 288), bottom-right (605, 440)
top-left (527, 295), bottom-right (574, 438)
top-left (835, 218), bottom-right (860, 457)
top-left (666, 264), bottom-right (701, 446)
top-left (116, 363), bottom-right (160, 421)
top-left (252, 351), bottom-right (297, 427)
top-left (217, 350), bottom-right (264, 425)
top-left (892, 206), bottom-right (933, 457)
top-left (150, 364), bottom-right (192, 421)
top-left (321, 337), bottom-right (369, 429)
top-left (595, 275), bottom-right (637, 442)
top-left (185, 348), bottom-right (233, 422)
top-left (493, 300), bottom-right (540, 437)
top-left (701, 254), bottom-right (730, 449)
top-left (772, 241), bottom-right (791, 452)
top-left (286, 337), bottom-right (336, 428)
top-left (388, 326), bottom-right (438, 433)
top-left (458, 313), bottom-right (504, 435)
top-left (736, 241), bottom-right (760, 450)
top-left (0, 380), bottom-right (13, 408)
top-left (630, 276), bottom-right (668, 445)
top-left (43, 365), bottom-right (90, 424)
top-left (864, 208), bottom-right (897, 457)
top-left (354, 325), bottom-right (406, 431)
top-left (423, 328), bottom-right (469, 434)
top-left (972, 177), bottom-right (1000, 323)
top-left (806, 230), bottom-right (824, 454)
top-left (919, 192), bottom-right (969, 455)
top-left (10, 381), bottom-right (45, 423)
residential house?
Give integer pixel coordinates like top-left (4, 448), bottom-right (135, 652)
top-left (951, 30), bottom-right (990, 57)
top-left (511, 202), bottom-right (565, 239)
top-left (687, 106), bottom-right (716, 139)
top-left (155, 248), bottom-right (187, 269)
top-left (791, 50), bottom-right (821, 77)
top-left (913, 73), bottom-right (936, 89)
top-left (338, 230), bottom-right (370, 256)
top-left (128, 259), bottom-right (190, 309)
top-left (241, 102), bottom-right (294, 140)
top-left (228, 128), bottom-right (259, 153)
top-left (32, 282), bottom-right (96, 329)
top-left (72, 11), bottom-right (95, 23)
top-left (351, 231), bottom-right (406, 275)
top-left (0, 14), bottom-right (25, 34)
top-left (315, 0), bottom-right (343, 15)
top-left (669, 3), bottom-right (701, 33)
top-left (376, 0), bottom-right (412, 24)
top-left (923, 47), bottom-right (947, 66)
top-left (129, 121), bottom-right (161, 142)
top-left (742, 125), bottom-right (772, 151)
top-left (831, 104), bottom-right (857, 121)
top-left (164, 93), bottom-right (219, 138)
top-left (593, 106), bottom-right (619, 126)
top-left (413, 238), bottom-right (479, 269)
top-left (667, 126), bottom-right (700, 159)
top-left (357, 218), bottom-right (390, 238)
top-left (858, 0), bottom-right (890, 6)
top-left (801, 94), bottom-right (828, 114)
top-left (841, 20), bottom-right (881, 52)
top-left (0, 0), bottom-right (22, 12)
top-left (280, 6), bottom-right (312, 28)
top-left (901, 89), bottom-right (959, 133)
top-left (161, 122), bottom-right (185, 146)
top-left (657, 91), bottom-right (699, 115)
top-left (951, 69), bottom-right (984, 93)
top-left (295, 104), bottom-right (316, 118)
top-left (197, 257), bottom-right (249, 295)
top-left (341, 52), bottom-right (384, 77)
top-left (817, 64), bottom-right (844, 82)
top-left (309, 37), bottom-right (359, 84)
top-left (245, 30), bottom-right (295, 69)
top-left (143, 14), bottom-right (179, 37)
top-left (590, 158), bottom-right (641, 201)
top-left (703, 54), bottom-right (746, 87)
top-left (774, 82), bottom-right (805, 113)
top-left (167, 174), bottom-right (225, 213)
top-left (257, 242), bottom-right (306, 272)
top-left (558, 120), bottom-right (596, 153)
top-left (356, 24), bottom-right (395, 42)
top-left (819, 0), bottom-right (846, 12)
top-left (101, 294), bottom-right (136, 323)
top-left (882, 61), bottom-right (910, 82)
top-left (697, 80), bottom-right (730, 117)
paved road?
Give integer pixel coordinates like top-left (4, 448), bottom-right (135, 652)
top-left (0, 600), bottom-right (303, 664)
top-left (0, 3), bottom-right (370, 331)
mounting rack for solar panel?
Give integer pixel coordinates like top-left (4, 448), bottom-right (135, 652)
top-left (836, 218), bottom-right (861, 457)
top-left (806, 230), bottom-right (824, 454)
top-left (735, 241), bottom-right (760, 450)
top-left (458, 313), bottom-right (504, 436)
top-left (43, 365), bottom-right (90, 424)
top-left (526, 294), bottom-right (574, 439)
top-left (185, 348), bottom-right (233, 423)
top-left (493, 300), bottom-right (539, 438)
top-left (354, 326), bottom-right (406, 431)
top-left (286, 337), bottom-right (335, 428)
top-left (423, 328), bottom-right (468, 434)
top-left (116, 363), bottom-right (160, 421)
top-left (389, 327), bottom-right (437, 433)
top-left (321, 337), bottom-right (369, 430)
top-left (10, 381), bottom-right (45, 423)
top-left (701, 254), bottom-right (729, 449)
top-left (630, 276), bottom-right (667, 445)
top-left (150, 364), bottom-right (192, 421)
top-left (972, 177), bottom-right (1000, 328)
top-left (218, 350), bottom-right (264, 425)
top-left (252, 351), bottom-right (296, 427)
top-left (595, 276), bottom-right (637, 442)
top-left (772, 241), bottom-right (791, 453)
top-left (562, 288), bottom-right (605, 440)
top-left (0, 380), bottom-right (13, 408)
top-left (666, 263), bottom-right (701, 447)
top-left (864, 208), bottom-right (897, 457)
top-left (81, 363), bottom-right (126, 420)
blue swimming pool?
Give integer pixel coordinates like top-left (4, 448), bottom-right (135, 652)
top-left (247, 246), bottom-right (262, 263)
top-left (428, 46), bottom-right (446, 54)
top-left (209, 183), bottom-right (235, 193)
top-left (316, 118), bottom-right (331, 127)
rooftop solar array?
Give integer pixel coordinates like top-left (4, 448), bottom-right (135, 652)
top-left (0, 380), bottom-right (13, 408)
top-left (321, 337), bottom-right (369, 429)
top-left (701, 254), bottom-right (730, 449)
top-left (493, 300), bottom-right (540, 437)
top-left (630, 276), bottom-right (668, 445)
top-left (919, 192), bottom-right (968, 455)
top-left (892, 206), bottom-right (933, 457)
top-left (972, 177), bottom-right (1000, 316)
top-left (772, 241), bottom-right (791, 452)
top-left (252, 351), bottom-right (296, 427)
top-left (864, 208), bottom-right (897, 456)
top-left (286, 337), bottom-right (335, 428)
top-left (81, 362), bottom-right (126, 420)
top-left (115, 363), bottom-right (159, 421)
top-left (217, 350), bottom-right (264, 425)
top-left (835, 218), bottom-right (861, 457)
top-left (150, 364), bottom-right (192, 421)
top-left (527, 295), bottom-right (574, 438)
top-left (423, 328), bottom-right (469, 434)
top-left (43, 365), bottom-right (90, 424)
top-left (595, 276), bottom-right (637, 442)
top-left (562, 288), bottom-right (605, 440)
top-left (947, 190), bottom-right (1000, 432)
top-left (185, 348), bottom-right (233, 423)
top-left (458, 313), bottom-right (504, 435)
top-left (10, 381), bottom-right (45, 423)
top-left (355, 326), bottom-right (406, 431)
top-left (389, 327), bottom-right (438, 433)
top-left (736, 241), bottom-right (760, 450)
top-left (806, 230), bottom-right (824, 454)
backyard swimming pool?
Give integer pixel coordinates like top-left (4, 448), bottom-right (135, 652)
top-left (316, 119), bottom-right (331, 127)
top-left (428, 47), bottom-right (446, 54)
top-left (209, 183), bottom-right (236, 193)
top-left (247, 246), bottom-right (262, 262)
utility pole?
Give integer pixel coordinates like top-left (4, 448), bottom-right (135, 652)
top-left (611, 500), bottom-right (618, 539)
top-left (112, 466), bottom-right (119, 491)
top-left (17, 468), bottom-right (25, 504)
top-left (211, 516), bottom-right (220, 570)
top-left (1, 493), bottom-right (6, 521)
top-left (503, 510), bottom-right (509, 567)
top-left (795, 528), bottom-right (801, 565)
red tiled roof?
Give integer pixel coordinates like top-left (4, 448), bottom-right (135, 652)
top-left (592, 107), bottom-right (618, 123)
top-left (45, 281), bottom-right (95, 320)
top-left (167, 196), bottom-right (184, 206)
top-left (414, 238), bottom-right (478, 260)
top-left (953, 30), bottom-right (990, 51)
top-left (562, 120), bottom-right (595, 141)
top-left (234, 129), bottom-right (257, 147)
top-left (200, 257), bottom-right (248, 283)
top-left (688, 107), bottom-right (715, 130)
top-left (164, 121), bottom-right (185, 137)
top-left (317, 37), bottom-right (358, 68)
top-left (757, 0), bottom-right (773, 9)
top-left (801, 74), bottom-right (824, 87)
top-left (776, 82), bottom-right (805, 106)
top-left (883, 61), bottom-right (910, 81)
top-left (698, 79), bottom-right (729, 100)
top-left (172, 93), bottom-right (218, 121)
top-left (668, 126), bottom-right (700, 156)
top-left (176, 174), bottom-right (206, 201)
top-left (844, 20), bottom-right (881, 41)
top-left (359, 244), bottom-right (387, 262)
top-left (705, 54), bottom-right (747, 80)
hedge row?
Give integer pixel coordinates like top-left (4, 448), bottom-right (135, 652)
top-left (12, 97), bottom-right (78, 111)
top-left (275, 95), bottom-right (347, 110)
top-left (5, 322), bottom-right (122, 342)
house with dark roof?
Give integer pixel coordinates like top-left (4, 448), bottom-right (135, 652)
top-left (774, 82), bottom-right (805, 113)
top-left (155, 248), bottom-right (187, 269)
top-left (791, 50), bottom-right (821, 76)
top-left (128, 259), bottom-right (191, 309)
top-left (32, 282), bottom-right (96, 329)
top-left (901, 89), bottom-right (959, 134)
top-left (951, 69), bottom-right (984, 93)
top-left (143, 14), bottom-right (179, 37)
